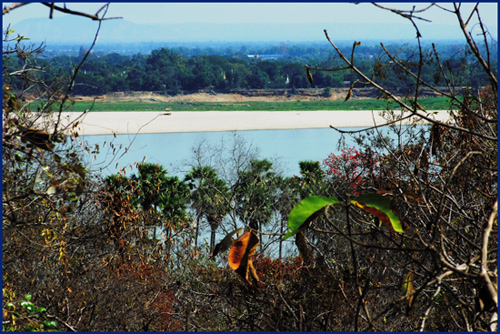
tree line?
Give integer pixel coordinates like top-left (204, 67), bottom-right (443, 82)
top-left (4, 40), bottom-right (495, 96)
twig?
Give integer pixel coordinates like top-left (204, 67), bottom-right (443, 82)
top-left (429, 151), bottom-right (482, 242)
top-left (355, 280), bottom-right (369, 331)
top-left (453, 3), bottom-right (497, 89)
top-left (53, 4), bottom-right (110, 135)
top-left (2, 2), bottom-right (28, 14)
top-left (480, 201), bottom-right (498, 311)
top-left (418, 270), bottom-right (453, 331)
top-left (419, 285), bottom-right (441, 331)
top-left (277, 288), bottom-right (299, 323)
top-left (40, 2), bottom-right (122, 21)
top-left (330, 112), bottom-right (415, 134)
top-left (371, 2), bottom-right (434, 22)
top-left (322, 29), bottom-right (496, 142)
top-left (46, 314), bottom-right (77, 332)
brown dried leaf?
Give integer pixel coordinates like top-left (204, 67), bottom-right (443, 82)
top-left (305, 66), bottom-right (313, 85)
top-left (228, 231), bottom-right (260, 284)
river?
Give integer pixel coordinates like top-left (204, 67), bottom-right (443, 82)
top-left (81, 127), bottom-right (380, 178)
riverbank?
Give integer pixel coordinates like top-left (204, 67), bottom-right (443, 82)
top-left (68, 91), bottom-right (450, 112)
top-left (55, 110), bottom-right (451, 136)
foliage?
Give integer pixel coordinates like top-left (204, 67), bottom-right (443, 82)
top-left (3, 3), bottom-right (497, 332)
top-left (2, 289), bottom-right (57, 332)
top-left (184, 165), bottom-right (231, 252)
top-left (13, 39), bottom-right (495, 96)
top-left (350, 193), bottom-right (403, 233)
top-left (2, 7), bottom-right (189, 331)
top-left (323, 147), bottom-right (379, 197)
top-left (289, 3), bottom-right (498, 331)
top-left (233, 159), bottom-right (278, 230)
top-left (131, 162), bottom-right (189, 221)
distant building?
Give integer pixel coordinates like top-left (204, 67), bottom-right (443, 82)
top-left (247, 54), bottom-right (284, 60)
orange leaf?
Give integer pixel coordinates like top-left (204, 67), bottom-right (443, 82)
top-left (228, 231), bottom-right (260, 284)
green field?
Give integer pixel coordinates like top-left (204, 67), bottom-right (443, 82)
top-left (67, 96), bottom-right (452, 112)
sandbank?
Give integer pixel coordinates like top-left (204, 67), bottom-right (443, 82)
top-left (55, 110), bottom-right (451, 136)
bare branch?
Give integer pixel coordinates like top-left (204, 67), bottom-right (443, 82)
top-left (40, 2), bottom-right (122, 21)
top-left (322, 29), bottom-right (496, 141)
top-left (380, 43), bottom-right (495, 124)
top-left (52, 5), bottom-right (111, 136)
top-left (464, 3), bottom-right (480, 27)
top-left (480, 200), bottom-right (498, 312)
top-left (371, 2), bottom-right (434, 22)
top-left (2, 2), bottom-right (28, 15)
top-left (371, 2), bottom-right (434, 38)
top-left (453, 3), bottom-right (498, 89)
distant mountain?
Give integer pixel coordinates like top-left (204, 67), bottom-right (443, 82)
top-left (5, 15), bottom-right (496, 45)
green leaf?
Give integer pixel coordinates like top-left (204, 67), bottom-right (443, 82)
top-left (284, 196), bottom-right (339, 240)
top-left (43, 320), bottom-right (57, 328)
top-left (351, 193), bottom-right (403, 233)
top-left (402, 271), bottom-right (415, 309)
top-left (401, 271), bottom-right (414, 295)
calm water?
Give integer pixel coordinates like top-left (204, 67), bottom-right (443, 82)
top-left (81, 127), bottom-right (371, 178)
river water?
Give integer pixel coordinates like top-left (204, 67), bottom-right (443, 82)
top-left (81, 127), bottom-right (376, 178)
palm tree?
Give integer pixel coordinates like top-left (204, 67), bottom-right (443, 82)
top-left (294, 160), bottom-right (330, 199)
top-left (184, 165), bottom-right (231, 253)
top-left (132, 163), bottom-right (190, 243)
top-left (233, 159), bottom-right (278, 231)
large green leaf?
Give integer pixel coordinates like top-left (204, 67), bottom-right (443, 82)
top-left (284, 196), bottom-right (339, 240)
top-left (351, 193), bottom-right (403, 233)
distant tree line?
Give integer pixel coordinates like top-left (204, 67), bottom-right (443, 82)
top-left (4, 42), bottom-right (495, 96)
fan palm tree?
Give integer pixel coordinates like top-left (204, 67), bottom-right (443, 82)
top-left (233, 159), bottom-right (278, 231)
top-left (184, 165), bottom-right (231, 253)
top-left (132, 163), bottom-right (189, 240)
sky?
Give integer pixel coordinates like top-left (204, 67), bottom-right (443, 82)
top-left (2, 2), bottom-right (498, 28)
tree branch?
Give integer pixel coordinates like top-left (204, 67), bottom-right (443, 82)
top-left (40, 2), bottom-right (122, 21)
top-left (2, 2), bottom-right (28, 15)
top-left (322, 29), bottom-right (497, 142)
top-left (480, 200), bottom-right (498, 314)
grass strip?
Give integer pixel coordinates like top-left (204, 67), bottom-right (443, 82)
top-left (65, 96), bottom-right (452, 112)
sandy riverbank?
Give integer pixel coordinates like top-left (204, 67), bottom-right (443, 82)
top-left (54, 110), bottom-right (451, 136)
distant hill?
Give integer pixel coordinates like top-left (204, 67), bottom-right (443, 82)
top-left (5, 15), bottom-right (495, 45)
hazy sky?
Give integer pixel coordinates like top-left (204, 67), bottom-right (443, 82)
top-left (3, 2), bottom-right (498, 28)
